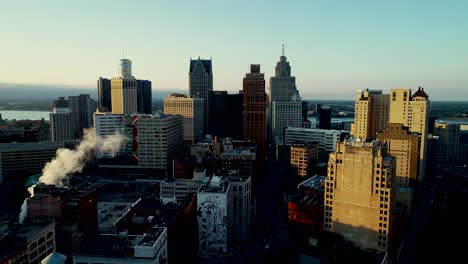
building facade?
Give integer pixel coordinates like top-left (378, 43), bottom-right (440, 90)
top-left (68, 94), bottom-right (97, 138)
top-left (243, 64), bottom-right (267, 158)
top-left (351, 89), bottom-right (390, 140)
top-left (290, 143), bottom-right (319, 178)
top-left (50, 102), bottom-right (74, 142)
top-left (434, 123), bottom-right (468, 162)
top-left (389, 87), bottom-right (430, 181)
top-left (111, 59), bottom-right (138, 115)
top-left (285, 127), bottom-right (348, 152)
top-left (164, 93), bottom-right (204, 144)
top-left (324, 140), bottom-right (396, 252)
top-left (97, 77), bottom-right (112, 112)
top-left (208, 91), bottom-right (243, 138)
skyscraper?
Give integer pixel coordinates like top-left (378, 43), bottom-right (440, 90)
top-left (243, 64), bottom-right (267, 158)
top-left (97, 77), bottom-right (112, 112)
top-left (269, 47), bottom-right (302, 144)
top-left (68, 94), bottom-right (97, 138)
top-left (208, 91), bottom-right (243, 138)
top-left (351, 89), bottom-right (390, 140)
top-left (137, 79), bottom-right (152, 114)
top-left (389, 87), bottom-right (429, 181)
top-left (317, 105), bottom-right (332, 130)
top-left (189, 57), bottom-right (213, 132)
top-left (50, 97), bottom-right (73, 142)
top-left (111, 59), bottom-right (138, 114)
top-left (324, 139), bottom-right (396, 252)
top-left (164, 93), bottom-right (204, 144)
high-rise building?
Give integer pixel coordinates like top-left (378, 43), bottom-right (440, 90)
top-left (376, 124), bottom-right (420, 188)
top-left (68, 94), bottom-right (97, 138)
top-left (269, 47), bottom-right (302, 144)
top-left (137, 79), bottom-right (152, 114)
top-left (189, 57), bottom-right (213, 132)
top-left (164, 93), bottom-right (204, 144)
top-left (351, 89), bottom-right (390, 140)
top-left (243, 64), bottom-right (267, 157)
top-left (111, 59), bottom-right (138, 114)
top-left (97, 77), bottom-right (112, 112)
top-left (302, 101), bottom-right (312, 128)
top-left (50, 97), bottom-right (74, 142)
top-left (208, 91), bottom-right (243, 138)
top-left (317, 105), bottom-right (332, 130)
top-left (324, 140), bottom-right (396, 252)
top-left (95, 113), bottom-right (183, 170)
top-left (290, 143), bottom-right (319, 177)
top-left (434, 123), bottom-right (468, 162)
top-left (389, 87), bottom-right (429, 180)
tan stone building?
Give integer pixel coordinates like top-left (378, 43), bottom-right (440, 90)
top-left (290, 143), bottom-right (319, 177)
top-left (324, 140), bottom-right (395, 252)
top-left (351, 89), bottom-right (389, 140)
top-left (164, 93), bottom-right (204, 144)
top-left (376, 123), bottom-right (420, 188)
top-left (389, 87), bottom-right (429, 181)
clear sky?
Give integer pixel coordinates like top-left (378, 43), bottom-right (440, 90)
top-left (1, 0), bottom-right (467, 100)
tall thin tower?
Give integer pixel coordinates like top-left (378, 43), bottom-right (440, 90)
top-left (243, 64), bottom-right (267, 158)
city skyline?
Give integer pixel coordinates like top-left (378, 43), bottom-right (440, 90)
top-left (1, 0), bottom-right (467, 100)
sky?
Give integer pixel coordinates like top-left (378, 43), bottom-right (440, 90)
top-left (1, 0), bottom-right (467, 100)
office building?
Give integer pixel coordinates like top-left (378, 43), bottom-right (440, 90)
top-left (50, 98), bottom-right (74, 142)
top-left (285, 127), bottom-right (348, 152)
top-left (111, 59), bottom-right (138, 114)
top-left (97, 77), bottom-right (112, 112)
top-left (243, 64), bottom-right (267, 158)
top-left (434, 123), bottom-right (468, 162)
top-left (137, 79), bottom-right (152, 114)
top-left (351, 89), bottom-right (390, 140)
top-left (302, 101), bottom-right (312, 128)
top-left (164, 93), bottom-right (204, 144)
top-left (68, 94), bottom-right (97, 138)
top-left (73, 228), bottom-right (168, 264)
top-left (376, 123), bottom-right (420, 188)
top-left (324, 140), bottom-right (396, 252)
top-left (189, 57), bottom-right (213, 132)
top-left (95, 113), bottom-right (183, 170)
top-left (317, 105), bottom-right (332, 130)
top-left (218, 138), bottom-right (256, 178)
top-left (290, 143), bottom-right (319, 178)
top-left (0, 142), bottom-right (63, 185)
top-left (269, 47), bottom-right (302, 144)
top-left (208, 91), bottom-right (243, 138)
top-left (389, 87), bottom-right (430, 180)
top-left (197, 177), bottom-right (232, 256)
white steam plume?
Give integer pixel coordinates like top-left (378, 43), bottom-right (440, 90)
top-left (29, 131), bottom-right (125, 191)
top-left (18, 198), bottom-right (28, 224)
top-left (21, 131), bottom-right (125, 223)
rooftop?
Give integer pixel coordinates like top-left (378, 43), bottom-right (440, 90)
top-left (297, 175), bottom-right (326, 192)
top-left (199, 177), bottom-right (229, 193)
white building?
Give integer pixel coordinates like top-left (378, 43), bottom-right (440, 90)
top-left (50, 107), bottom-right (74, 142)
top-left (164, 93), bottom-right (204, 144)
top-left (94, 112), bottom-right (126, 158)
top-left (284, 127), bottom-right (348, 152)
top-left (160, 169), bottom-right (209, 203)
top-left (73, 228), bottom-right (168, 264)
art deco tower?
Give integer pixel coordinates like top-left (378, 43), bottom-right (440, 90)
top-left (269, 46), bottom-right (302, 144)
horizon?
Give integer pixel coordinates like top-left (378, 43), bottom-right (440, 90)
top-left (1, 1), bottom-right (467, 100)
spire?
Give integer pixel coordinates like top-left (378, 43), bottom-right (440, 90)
top-left (282, 44), bottom-right (285, 57)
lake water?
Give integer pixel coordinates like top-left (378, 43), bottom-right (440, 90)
top-left (0, 110), bottom-right (50, 121)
